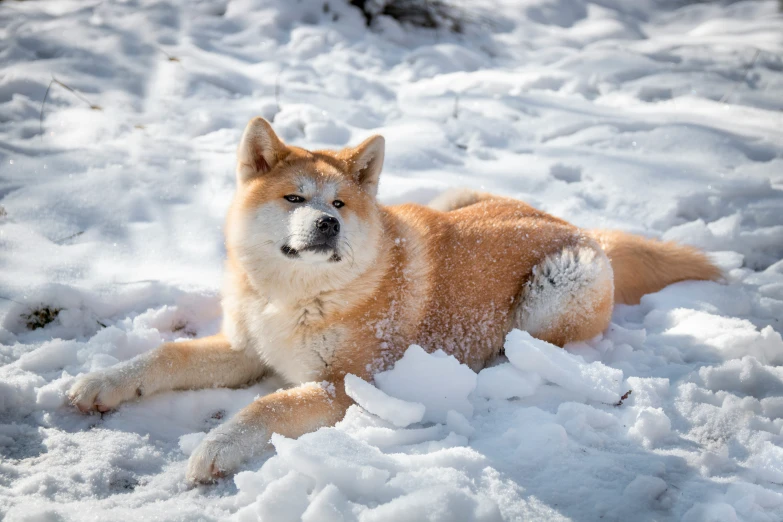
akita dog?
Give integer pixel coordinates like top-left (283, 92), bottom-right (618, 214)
top-left (69, 117), bottom-right (720, 482)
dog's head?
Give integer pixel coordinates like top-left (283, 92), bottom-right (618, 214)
top-left (227, 117), bottom-right (385, 286)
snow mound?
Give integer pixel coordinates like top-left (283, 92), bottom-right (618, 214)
top-left (232, 411), bottom-right (506, 522)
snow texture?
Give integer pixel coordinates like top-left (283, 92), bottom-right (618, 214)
top-left (1, 0), bottom-right (783, 520)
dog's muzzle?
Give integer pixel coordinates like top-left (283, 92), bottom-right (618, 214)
top-left (281, 217), bottom-right (342, 262)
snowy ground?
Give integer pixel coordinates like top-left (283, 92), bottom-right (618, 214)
top-left (1, 0), bottom-right (783, 520)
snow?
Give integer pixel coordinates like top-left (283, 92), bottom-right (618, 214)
top-left (1, 0), bottom-right (783, 520)
top-left (505, 330), bottom-right (623, 403)
top-left (344, 373), bottom-right (425, 428)
top-left (373, 345), bottom-right (477, 423)
top-left (475, 363), bottom-right (542, 401)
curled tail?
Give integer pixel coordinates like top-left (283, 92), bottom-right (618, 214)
top-left (589, 229), bottom-right (722, 305)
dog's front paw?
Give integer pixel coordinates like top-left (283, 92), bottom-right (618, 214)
top-left (68, 367), bottom-right (141, 413)
top-left (186, 421), bottom-right (267, 483)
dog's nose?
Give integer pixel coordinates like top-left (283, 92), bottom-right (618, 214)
top-left (315, 216), bottom-right (340, 237)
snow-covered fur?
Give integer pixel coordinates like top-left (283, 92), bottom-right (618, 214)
top-left (515, 245), bottom-right (614, 347)
top-left (68, 118), bottom-right (720, 483)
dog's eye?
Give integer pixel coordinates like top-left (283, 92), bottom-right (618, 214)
top-left (333, 200), bottom-right (345, 209)
top-left (284, 195), bottom-right (305, 203)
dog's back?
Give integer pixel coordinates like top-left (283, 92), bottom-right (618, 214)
top-left (415, 189), bottom-right (721, 353)
top-left (384, 197), bottom-right (611, 367)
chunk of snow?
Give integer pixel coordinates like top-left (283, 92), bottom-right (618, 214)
top-left (505, 330), bottom-right (623, 403)
top-left (475, 363), bottom-right (542, 400)
top-left (446, 410), bottom-right (475, 438)
top-left (271, 430), bottom-right (393, 498)
top-left (623, 475), bottom-right (668, 505)
top-left (374, 345), bottom-right (477, 423)
top-left (178, 432), bottom-right (206, 456)
top-left (344, 373), bottom-right (425, 428)
top-left (628, 407), bottom-right (671, 448)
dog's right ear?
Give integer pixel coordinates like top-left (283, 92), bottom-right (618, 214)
top-left (236, 117), bottom-right (289, 184)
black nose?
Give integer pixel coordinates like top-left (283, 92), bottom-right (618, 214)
top-left (315, 216), bottom-right (340, 237)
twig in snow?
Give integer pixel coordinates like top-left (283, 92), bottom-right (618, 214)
top-left (155, 45), bottom-right (181, 62)
top-left (39, 76), bottom-right (102, 140)
top-left (614, 389), bottom-right (632, 407)
top-left (453, 92), bottom-right (460, 119)
top-left (53, 230), bottom-right (85, 244)
top-left (720, 48), bottom-right (761, 104)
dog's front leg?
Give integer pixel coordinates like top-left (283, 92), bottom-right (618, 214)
top-left (187, 379), bottom-right (353, 483)
top-left (69, 334), bottom-right (265, 413)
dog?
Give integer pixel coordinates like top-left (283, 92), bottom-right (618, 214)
top-left (68, 117), bottom-right (721, 482)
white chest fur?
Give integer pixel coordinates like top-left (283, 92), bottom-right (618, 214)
top-left (223, 291), bottom-right (343, 385)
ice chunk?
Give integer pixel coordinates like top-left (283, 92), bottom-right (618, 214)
top-left (505, 330), bottom-right (622, 403)
top-left (374, 345), bottom-right (477, 423)
top-left (344, 373), bottom-right (425, 428)
top-left (475, 363), bottom-right (542, 400)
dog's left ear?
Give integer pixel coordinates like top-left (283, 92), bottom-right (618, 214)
top-left (348, 135), bottom-right (385, 197)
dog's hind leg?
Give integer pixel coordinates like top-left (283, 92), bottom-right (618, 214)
top-left (69, 335), bottom-right (265, 413)
top-left (513, 243), bottom-right (614, 347)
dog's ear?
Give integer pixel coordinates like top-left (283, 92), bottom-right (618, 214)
top-left (236, 117), bottom-right (289, 184)
top-left (348, 135), bottom-right (385, 197)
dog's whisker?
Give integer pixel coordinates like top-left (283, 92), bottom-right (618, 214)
top-left (339, 239), bottom-right (357, 269)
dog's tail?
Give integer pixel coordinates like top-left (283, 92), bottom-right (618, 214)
top-left (589, 229), bottom-right (722, 305)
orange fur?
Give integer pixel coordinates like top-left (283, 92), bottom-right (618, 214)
top-left (589, 229), bottom-right (722, 305)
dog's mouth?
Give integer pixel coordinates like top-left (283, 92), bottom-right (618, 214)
top-left (281, 244), bottom-right (341, 263)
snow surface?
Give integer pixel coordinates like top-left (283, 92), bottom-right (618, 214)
top-left (1, 0), bottom-right (783, 520)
